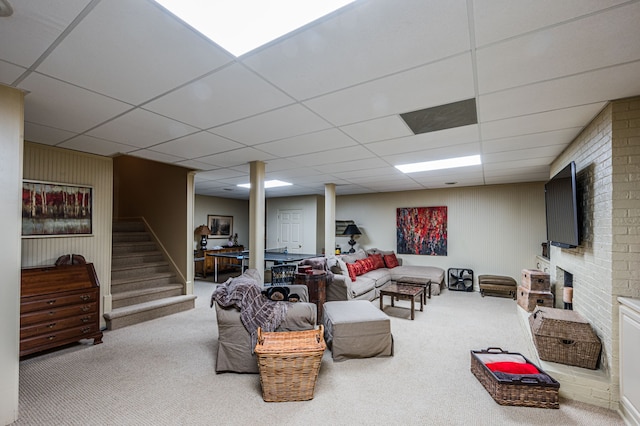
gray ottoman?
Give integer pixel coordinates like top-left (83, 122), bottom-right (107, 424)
top-left (322, 300), bottom-right (393, 362)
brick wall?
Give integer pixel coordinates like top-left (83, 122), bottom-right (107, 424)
top-left (549, 96), bottom-right (640, 407)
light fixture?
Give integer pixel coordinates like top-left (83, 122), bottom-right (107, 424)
top-left (153, 0), bottom-right (354, 57)
top-left (237, 180), bottom-right (292, 189)
top-left (395, 155), bottom-right (481, 174)
top-left (195, 224), bottom-right (211, 251)
top-left (342, 224), bottom-right (362, 254)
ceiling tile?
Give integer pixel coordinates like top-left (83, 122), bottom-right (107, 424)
top-left (290, 146), bottom-right (377, 168)
top-left (198, 147), bottom-right (276, 168)
top-left (0, 0), bottom-right (91, 68)
top-left (87, 109), bottom-right (199, 149)
top-left (24, 122), bottom-right (76, 146)
top-left (0, 60), bottom-right (26, 86)
top-left (144, 63), bottom-right (295, 129)
top-left (37, 0), bottom-right (232, 105)
top-left (479, 60), bottom-right (640, 122)
top-left (128, 149), bottom-right (189, 165)
top-left (18, 72), bottom-right (131, 133)
top-left (476, 3), bottom-right (640, 94)
top-left (58, 134), bottom-right (137, 157)
top-left (482, 128), bottom-right (581, 154)
top-left (340, 115), bottom-right (413, 144)
top-left (304, 54), bottom-right (475, 126)
top-left (367, 125), bottom-right (480, 157)
top-left (243, 0), bottom-right (470, 100)
top-left (149, 131), bottom-right (243, 159)
top-left (256, 128), bottom-right (356, 157)
top-left (473, 0), bottom-right (628, 46)
top-left (210, 104), bottom-right (332, 145)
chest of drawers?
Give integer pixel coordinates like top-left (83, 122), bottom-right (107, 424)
top-left (20, 263), bottom-right (103, 357)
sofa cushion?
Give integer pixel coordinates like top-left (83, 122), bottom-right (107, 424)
top-left (383, 252), bottom-right (399, 268)
top-left (357, 257), bottom-right (375, 273)
top-left (349, 276), bottom-right (376, 298)
top-left (362, 268), bottom-right (392, 288)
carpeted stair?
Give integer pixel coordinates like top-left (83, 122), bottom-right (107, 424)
top-left (104, 220), bottom-right (196, 330)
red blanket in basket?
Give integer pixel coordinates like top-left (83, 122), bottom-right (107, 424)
top-left (485, 362), bottom-right (539, 375)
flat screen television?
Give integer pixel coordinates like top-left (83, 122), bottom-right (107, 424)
top-left (544, 161), bottom-right (580, 248)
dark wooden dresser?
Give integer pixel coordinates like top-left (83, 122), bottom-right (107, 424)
top-left (20, 263), bottom-right (103, 357)
top-left (295, 270), bottom-right (327, 321)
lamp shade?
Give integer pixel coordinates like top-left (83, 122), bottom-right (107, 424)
top-left (343, 224), bottom-right (361, 236)
top-left (195, 225), bottom-right (211, 236)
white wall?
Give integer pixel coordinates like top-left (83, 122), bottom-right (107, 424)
top-left (194, 195), bottom-right (249, 250)
top-left (0, 85), bottom-right (23, 425)
top-left (266, 195), bottom-right (323, 254)
top-left (336, 182), bottom-right (547, 284)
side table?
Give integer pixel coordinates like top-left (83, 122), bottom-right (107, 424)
top-left (295, 271), bottom-right (326, 321)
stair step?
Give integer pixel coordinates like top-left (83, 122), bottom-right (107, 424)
top-left (112, 232), bottom-right (152, 243)
top-left (112, 285), bottom-right (184, 309)
top-left (111, 251), bottom-right (164, 267)
top-left (111, 272), bottom-right (176, 293)
top-left (113, 241), bottom-right (157, 254)
top-left (111, 262), bottom-right (170, 280)
top-left (113, 221), bottom-right (146, 233)
top-left (104, 295), bottom-right (197, 330)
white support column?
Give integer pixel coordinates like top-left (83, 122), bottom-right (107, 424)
top-left (249, 161), bottom-right (265, 281)
top-left (325, 183), bottom-right (336, 257)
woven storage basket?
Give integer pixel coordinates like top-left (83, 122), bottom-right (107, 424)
top-left (254, 325), bottom-right (325, 402)
top-left (529, 307), bottom-right (601, 369)
top-left (470, 348), bottom-right (560, 409)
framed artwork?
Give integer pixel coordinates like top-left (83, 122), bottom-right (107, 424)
top-left (22, 180), bottom-right (93, 237)
top-left (207, 215), bottom-right (233, 238)
top-left (335, 219), bottom-right (355, 236)
top-left (396, 206), bottom-right (447, 256)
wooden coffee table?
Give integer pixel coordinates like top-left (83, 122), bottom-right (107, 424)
top-left (396, 276), bottom-right (431, 304)
top-left (379, 283), bottom-right (424, 320)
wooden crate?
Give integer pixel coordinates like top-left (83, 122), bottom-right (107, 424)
top-left (517, 286), bottom-right (554, 312)
top-left (521, 269), bottom-right (550, 292)
top-left (529, 307), bottom-right (601, 369)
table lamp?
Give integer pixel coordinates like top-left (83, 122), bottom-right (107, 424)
top-left (195, 225), bottom-right (211, 251)
top-left (343, 224), bottom-right (362, 253)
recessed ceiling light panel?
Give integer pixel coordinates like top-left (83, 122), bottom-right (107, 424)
top-left (395, 155), bottom-right (481, 174)
top-left (153, 0), bottom-right (354, 57)
top-left (238, 179), bottom-right (293, 189)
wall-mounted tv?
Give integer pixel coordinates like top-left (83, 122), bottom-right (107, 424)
top-left (545, 161), bottom-right (580, 248)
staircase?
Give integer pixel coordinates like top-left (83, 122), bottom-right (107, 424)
top-left (104, 220), bottom-right (196, 330)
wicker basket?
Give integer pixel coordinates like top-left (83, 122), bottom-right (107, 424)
top-left (254, 325), bottom-right (326, 402)
top-left (529, 307), bottom-right (601, 369)
top-left (470, 348), bottom-right (560, 409)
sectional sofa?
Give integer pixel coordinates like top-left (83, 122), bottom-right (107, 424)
top-left (326, 249), bottom-right (445, 302)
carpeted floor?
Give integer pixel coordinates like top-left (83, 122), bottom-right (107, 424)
top-left (14, 278), bottom-right (624, 425)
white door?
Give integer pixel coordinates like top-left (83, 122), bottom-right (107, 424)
top-left (277, 209), bottom-right (303, 253)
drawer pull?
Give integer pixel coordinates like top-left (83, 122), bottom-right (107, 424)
top-left (47, 323), bottom-right (56, 328)
top-left (80, 317), bottom-right (90, 323)
top-left (81, 327), bottom-right (91, 334)
top-left (82, 306), bottom-right (91, 312)
top-left (80, 295), bottom-right (91, 301)
top-left (48, 335), bottom-right (56, 340)
top-left (47, 299), bottom-right (57, 305)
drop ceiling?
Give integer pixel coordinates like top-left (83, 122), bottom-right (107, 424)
top-left (2, 0), bottom-right (639, 199)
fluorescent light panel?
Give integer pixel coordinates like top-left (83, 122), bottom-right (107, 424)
top-left (395, 155), bottom-right (481, 174)
top-left (238, 180), bottom-right (292, 189)
top-left (154, 0), bottom-right (354, 57)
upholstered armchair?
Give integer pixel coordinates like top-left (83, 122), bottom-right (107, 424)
top-left (212, 269), bottom-right (317, 373)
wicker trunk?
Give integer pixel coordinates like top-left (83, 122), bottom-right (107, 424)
top-left (529, 307), bottom-right (601, 369)
top-left (470, 348), bottom-right (560, 408)
top-left (521, 269), bottom-right (550, 292)
top-left (517, 286), bottom-right (554, 312)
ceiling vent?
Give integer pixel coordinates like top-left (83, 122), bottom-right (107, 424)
top-left (400, 98), bottom-right (477, 135)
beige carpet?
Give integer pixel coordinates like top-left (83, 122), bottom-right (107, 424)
top-left (14, 279), bottom-right (624, 425)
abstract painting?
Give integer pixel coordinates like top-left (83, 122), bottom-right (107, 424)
top-left (396, 206), bottom-right (447, 256)
top-left (22, 180), bottom-right (92, 237)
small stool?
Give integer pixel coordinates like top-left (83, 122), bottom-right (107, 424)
top-left (478, 275), bottom-right (517, 299)
top-left (322, 301), bottom-right (393, 362)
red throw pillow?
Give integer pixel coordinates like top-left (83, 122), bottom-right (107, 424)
top-left (485, 362), bottom-right (539, 375)
top-left (369, 253), bottom-right (385, 270)
top-left (358, 257), bottom-right (375, 273)
top-left (346, 262), bottom-right (366, 281)
top-left (383, 253), bottom-right (399, 268)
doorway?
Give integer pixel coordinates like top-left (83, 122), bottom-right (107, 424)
top-left (277, 209), bottom-right (303, 253)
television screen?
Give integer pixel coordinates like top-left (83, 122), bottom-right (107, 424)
top-left (545, 161), bottom-right (579, 248)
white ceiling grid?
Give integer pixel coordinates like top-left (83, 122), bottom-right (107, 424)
top-left (0, 0), bottom-right (638, 199)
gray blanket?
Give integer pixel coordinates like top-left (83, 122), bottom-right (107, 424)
top-left (211, 274), bottom-right (288, 350)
